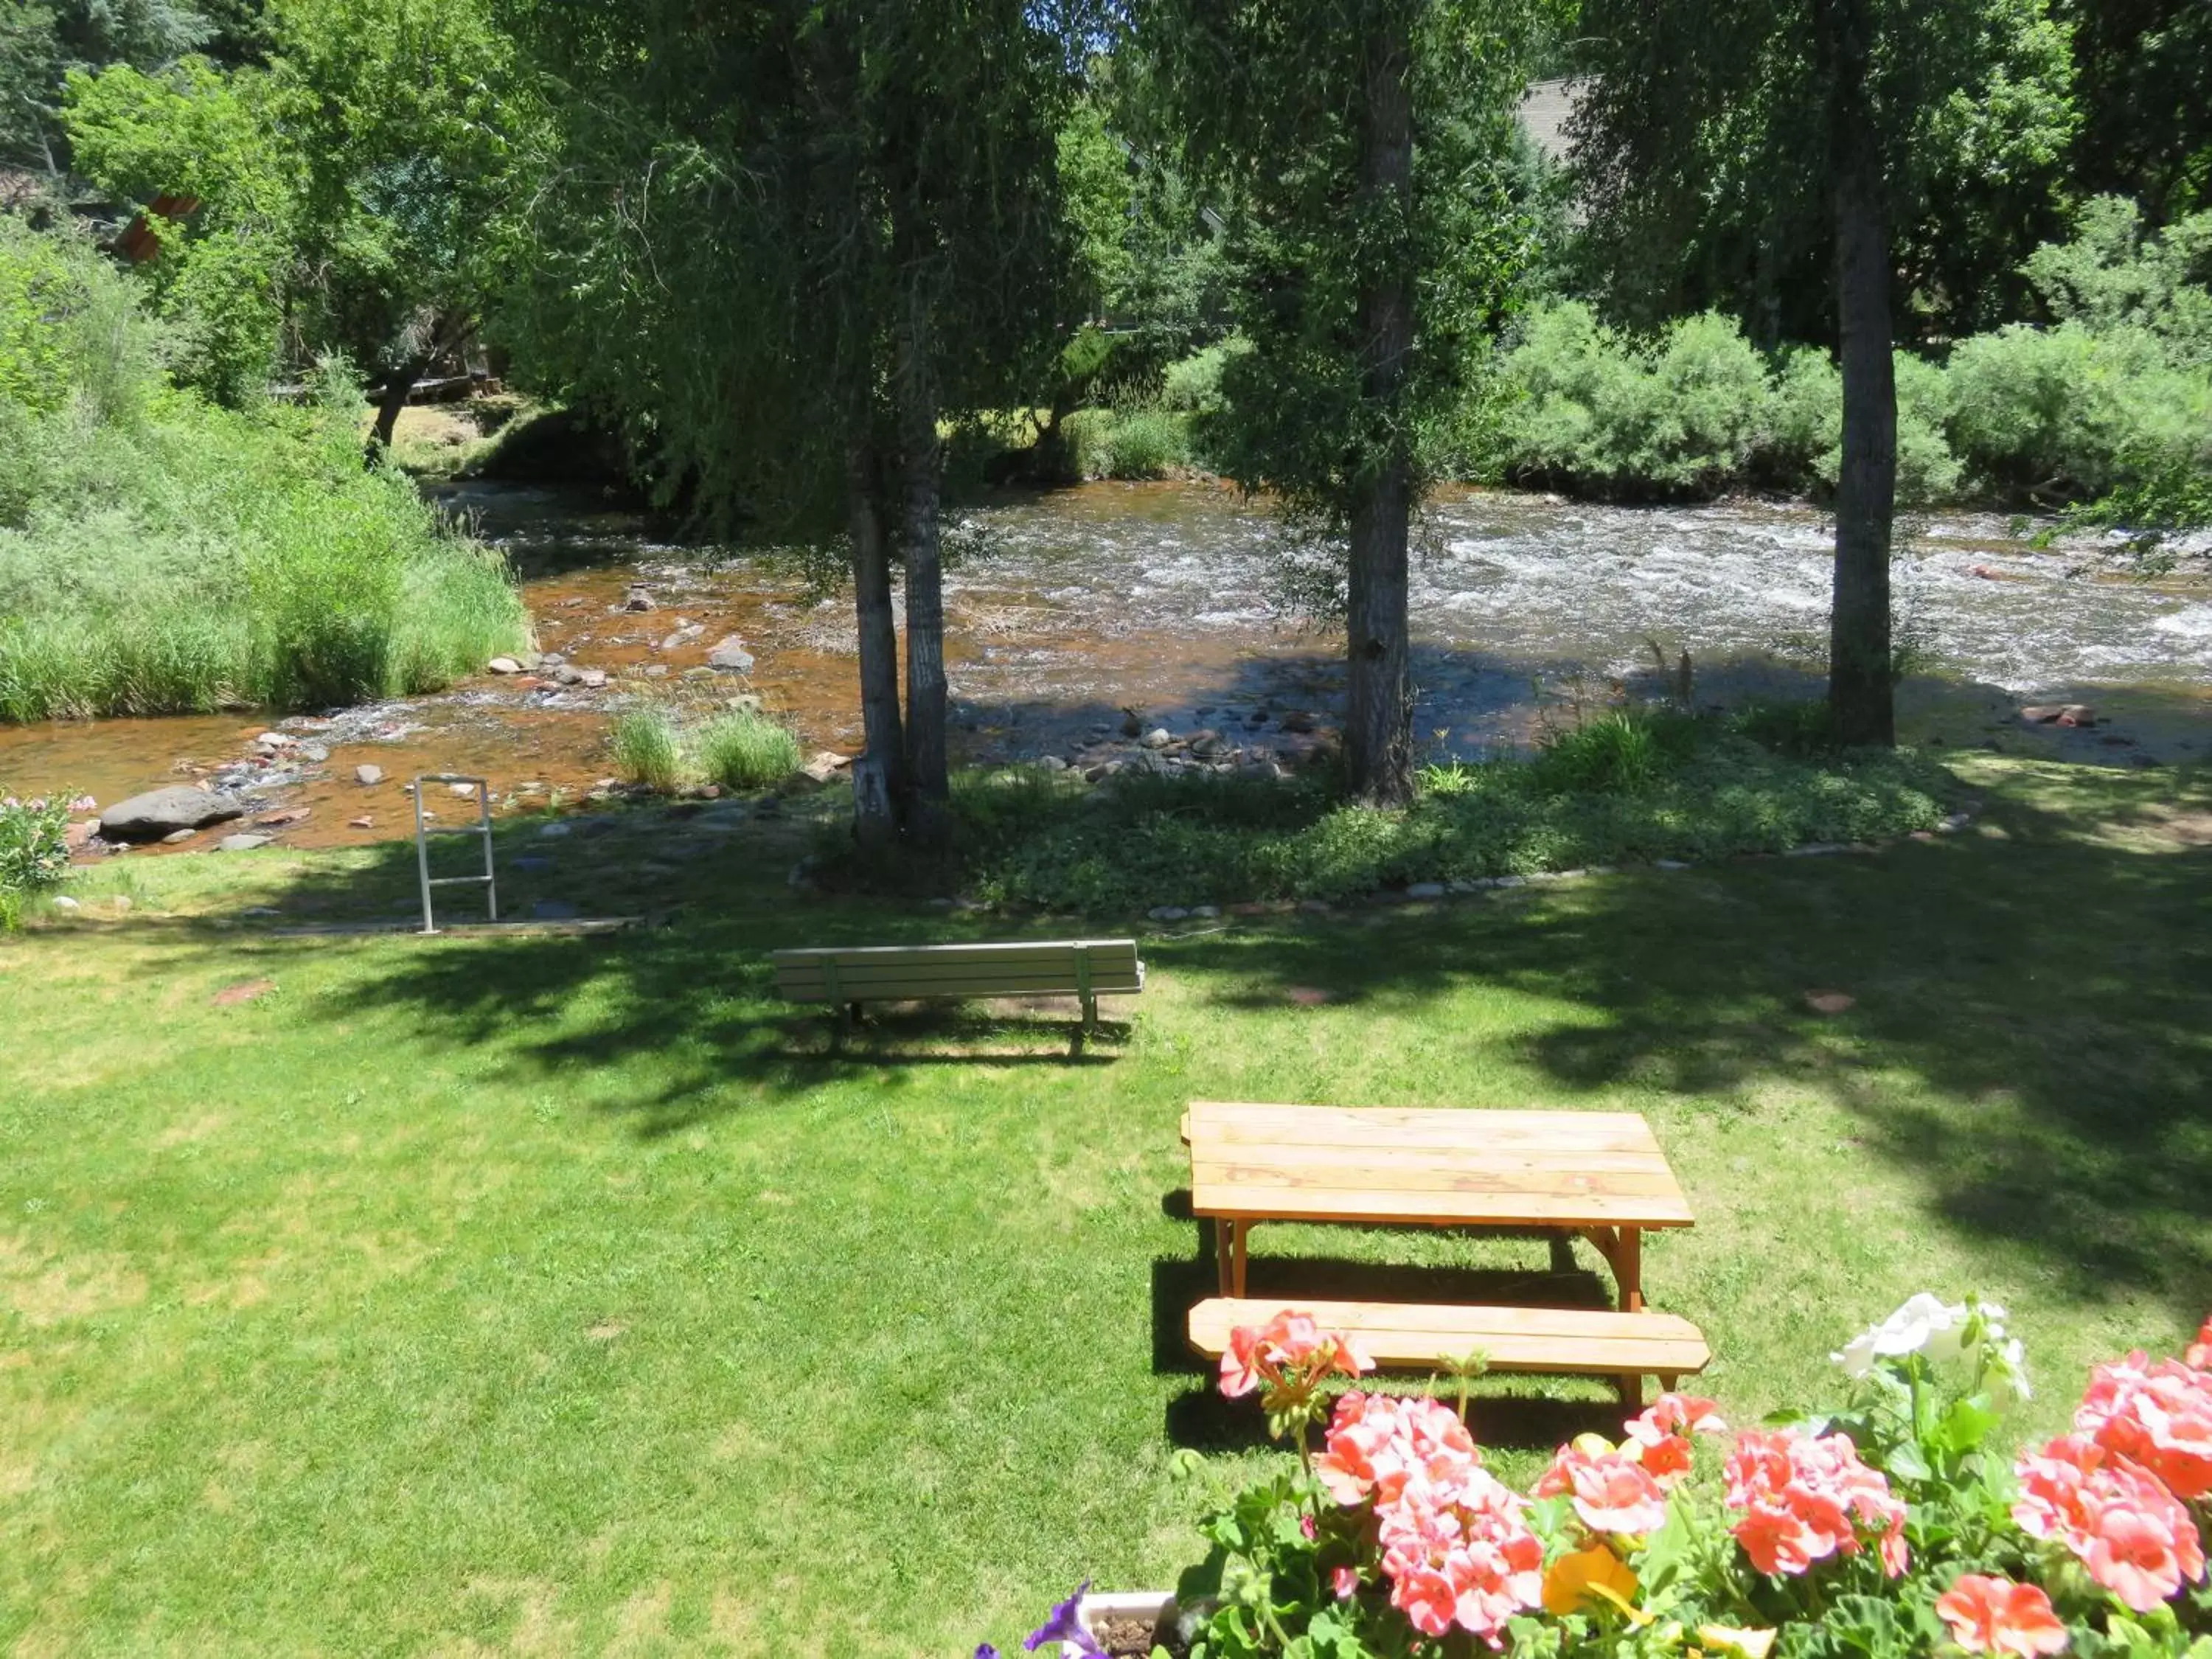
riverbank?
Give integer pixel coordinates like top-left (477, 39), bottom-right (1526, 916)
top-left (0, 753), bottom-right (2203, 1652)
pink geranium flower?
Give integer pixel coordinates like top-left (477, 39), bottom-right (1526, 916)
top-left (2012, 1433), bottom-right (2205, 1613)
top-left (1724, 1427), bottom-right (1907, 1579)
top-left (1621, 1392), bottom-right (1727, 1484)
top-left (1316, 1394), bottom-right (1540, 1646)
top-left (2187, 1315), bottom-right (2211, 1371)
top-left (1217, 1310), bottom-right (1373, 1403)
top-left (1533, 1440), bottom-right (1671, 1534)
top-left (1934, 1574), bottom-right (2068, 1657)
top-left (2074, 1351), bottom-right (2212, 1501)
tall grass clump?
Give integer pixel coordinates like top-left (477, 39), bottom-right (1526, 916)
top-left (0, 219), bottom-right (526, 722)
top-left (609, 706), bottom-right (685, 790)
top-left (696, 709), bottom-right (802, 791)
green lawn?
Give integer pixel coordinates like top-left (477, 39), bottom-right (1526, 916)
top-left (1, 757), bottom-right (2206, 1656)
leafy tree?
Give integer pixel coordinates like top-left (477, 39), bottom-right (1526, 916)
top-left (260, 0), bottom-right (535, 453)
top-left (65, 0), bottom-right (538, 441)
top-left (63, 53), bottom-right (293, 400)
top-left (2063, 0), bottom-right (2212, 223)
top-left (505, 0), bottom-right (1082, 846)
top-left (2, 0), bottom-right (218, 173)
top-left (1572, 0), bottom-right (2075, 746)
top-left (1143, 0), bottom-right (1543, 805)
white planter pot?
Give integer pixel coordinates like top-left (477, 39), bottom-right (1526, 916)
top-left (1078, 1590), bottom-right (1181, 1653)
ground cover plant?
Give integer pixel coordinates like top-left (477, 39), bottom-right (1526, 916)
top-left (0, 754), bottom-right (2202, 1653)
top-left (946, 711), bottom-right (1951, 914)
top-left (0, 220), bottom-right (526, 721)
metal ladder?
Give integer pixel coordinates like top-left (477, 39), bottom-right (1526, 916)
top-left (412, 774), bottom-right (496, 934)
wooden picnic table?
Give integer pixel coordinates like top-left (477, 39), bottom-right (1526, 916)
top-left (1182, 1102), bottom-right (1696, 1312)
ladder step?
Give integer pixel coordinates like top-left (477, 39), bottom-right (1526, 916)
top-left (425, 875), bottom-right (493, 887)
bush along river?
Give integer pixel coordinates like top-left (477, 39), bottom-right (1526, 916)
top-left (1, 481), bottom-right (2205, 857)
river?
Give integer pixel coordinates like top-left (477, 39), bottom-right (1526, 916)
top-left (2, 481), bottom-right (2205, 850)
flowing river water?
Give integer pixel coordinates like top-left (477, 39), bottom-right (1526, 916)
top-left (3, 481), bottom-right (2206, 851)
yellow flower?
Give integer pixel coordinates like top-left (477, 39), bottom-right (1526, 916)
top-left (1696, 1626), bottom-right (1777, 1659)
top-left (1542, 1542), bottom-right (1640, 1617)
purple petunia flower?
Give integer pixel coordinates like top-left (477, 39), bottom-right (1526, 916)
top-left (975, 1646), bottom-right (1001, 1659)
top-left (1023, 1582), bottom-right (1104, 1656)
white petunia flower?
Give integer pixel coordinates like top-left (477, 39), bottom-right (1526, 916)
top-left (1834, 1293), bottom-right (1967, 1377)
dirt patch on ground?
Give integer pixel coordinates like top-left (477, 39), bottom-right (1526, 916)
top-left (0, 1234), bottom-right (147, 1326)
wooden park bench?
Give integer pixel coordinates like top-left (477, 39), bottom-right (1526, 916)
top-left (1187, 1297), bottom-right (1711, 1406)
top-left (771, 939), bottom-right (1144, 1037)
top-left (1178, 1102), bottom-right (1709, 1405)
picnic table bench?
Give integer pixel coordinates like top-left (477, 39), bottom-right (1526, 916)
top-left (772, 939), bottom-right (1143, 1034)
top-left (1179, 1102), bottom-right (1707, 1404)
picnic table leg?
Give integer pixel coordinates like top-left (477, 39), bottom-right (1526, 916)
top-left (1234, 1221), bottom-right (1249, 1298)
top-left (1213, 1220), bottom-right (1235, 1295)
top-left (1618, 1227), bottom-right (1644, 1313)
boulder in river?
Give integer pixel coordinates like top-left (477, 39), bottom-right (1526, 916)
top-left (355, 764), bottom-right (384, 786)
top-left (707, 636), bottom-right (755, 673)
top-left (487, 656), bottom-right (525, 675)
top-left (217, 833), bottom-right (274, 852)
top-left (97, 786), bottom-right (246, 843)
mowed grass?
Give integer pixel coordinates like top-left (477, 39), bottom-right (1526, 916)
top-left (0, 756), bottom-right (2205, 1656)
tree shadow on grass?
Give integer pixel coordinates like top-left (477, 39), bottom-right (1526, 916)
top-left (124, 754), bottom-right (2211, 1315)
top-left (1172, 762), bottom-right (2212, 1326)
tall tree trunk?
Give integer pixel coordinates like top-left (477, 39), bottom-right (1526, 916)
top-left (366, 350), bottom-right (431, 464)
top-left (894, 277), bottom-right (951, 847)
top-left (1820, 0), bottom-right (1897, 746)
top-left (1344, 11), bottom-right (1416, 807)
top-left (365, 311), bottom-right (467, 465)
top-left (847, 436), bottom-right (906, 850)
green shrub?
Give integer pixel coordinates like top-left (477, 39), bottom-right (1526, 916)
top-left (1492, 302), bottom-right (1774, 498)
top-left (2021, 195), bottom-right (2212, 364)
top-left (696, 709), bottom-right (801, 791)
top-left (0, 220), bottom-right (526, 721)
top-left (610, 706), bottom-right (684, 790)
top-left (0, 790), bottom-right (75, 929)
top-left (1944, 321), bottom-right (2212, 502)
top-left (1159, 336), bottom-right (1249, 414)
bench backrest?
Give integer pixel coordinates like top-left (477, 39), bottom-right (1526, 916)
top-left (771, 939), bottom-right (1143, 1003)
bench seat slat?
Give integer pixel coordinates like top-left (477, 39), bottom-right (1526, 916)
top-left (776, 971), bottom-right (1144, 998)
top-left (1187, 1297), bottom-right (1711, 1378)
top-left (773, 942), bottom-right (1140, 968)
top-left (771, 939), bottom-right (1144, 1008)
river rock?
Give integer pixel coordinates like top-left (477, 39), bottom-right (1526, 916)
top-left (217, 833), bottom-right (274, 852)
top-left (2021, 703), bottom-right (2096, 726)
top-left (52, 895), bottom-right (80, 912)
top-left (624, 587), bottom-right (657, 612)
top-left (707, 636), bottom-right (756, 673)
top-left (1405, 881), bottom-right (1447, 900)
top-left (97, 786), bottom-right (246, 843)
top-left (355, 764), bottom-right (384, 786)
top-left (487, 656), bottom-right (525, 675)
top-left (1140, 727), bottom-right (1172, 749)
